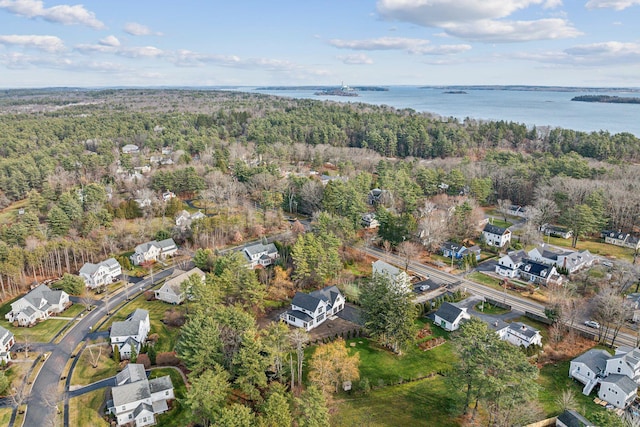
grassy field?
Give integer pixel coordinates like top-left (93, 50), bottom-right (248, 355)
top-left (71, 343), bottom-right (117, 386)
top-left (474, 302), bottom-right (510, 315)
top-left (538, 360), bottom-right (611, 421)
top-left (148, 368), bottom-right (187, 427)
top-left (0, 198), bottom-right (28, 225)
top-left (345, 331), bottom-right (454, 387)
top-left (98, 294), bottom-right (183, 353)
top-left (332, 375), bottom-right (461, 427)
top-left (68, 388), bottom-right (109, 427)
top-left (544, 235), bottom-right (635, 262)
top-left (0, 298), bottom-right (83, 342)
top-left (487, 218), bottom-right (513, 229)
top-left (0, 407), bottom-right (11, 425)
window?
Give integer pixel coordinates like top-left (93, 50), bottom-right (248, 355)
top-left (122, 406), bottom-right (126, 411)
top-left (166, 390), bottom-right (169, 395)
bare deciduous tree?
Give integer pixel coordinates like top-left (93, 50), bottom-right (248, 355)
top-left (87, 338), bottom-right (106, 368)
top-left (289, 329), bottom-right (309, 388)
top-left (396, 241), bottom-right (422, 272)
top-left (496, 199), bottom-right (512, 222)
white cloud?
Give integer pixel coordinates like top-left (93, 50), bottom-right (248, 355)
top-left (99, 35), bottom-right (120, 47)
top-left (124, 22), bottom-right (161, 36)
top-left (514, 41), bottom-right (640, 65)
top-left (337, 53), bottom-right (374, 64)
top-left (585, 0), bottom-right (640, 10)
top-left (329, 36), bottom-right (471, 54)
top-left (376, 0), bottom-right (578, 42)
top-left (0, 0), bottom-right (104, 29)
top-left (0, 34), bottom-right (64, 52)
top-left (444, 18), bottom-right (581, 42)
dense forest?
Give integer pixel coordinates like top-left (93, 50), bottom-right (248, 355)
top-left (0, 88), bottom-right (638, 297)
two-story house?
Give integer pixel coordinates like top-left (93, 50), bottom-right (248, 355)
top-left (281, 285), bottom-right (345, 331)
top-left (570, 349), bottom-right (611, 395)
top-left (175, 210), bottom-right (205, 230)
top-left (243, 242), bottom-right (279, 269)
top-left (5, 284), bottom-right (70, 327)
top-left (441, 242), bottom-right (481, 261)
top-left (482, 224), bottom-right (511, 248)
top-left (504, 322), bottom-right (542, 348)
top-left (108, 363), bottom-right (174, 427)
top-left (518, 259), bottom-right (562, 286)
top-left (598, 375), bottom-right (637, 409)
top-left (110, 309), bottom-right (150, 359)
top-left (495, 250), bottom-right (527, 278)
top-left (372, 260), bottom-right (412, 294)
top-left (527, 246), bottom-right (594, 274)
top-left (130, 239), bottom-right (177, 266)
top-left (361, 213), bottom-right (380, 229)
top-left (0, 326), bottom-right (15, 363)
top-left (79, 258), bottom-right (122, 289)
top-left (155, 267), bottom-right (205, 304)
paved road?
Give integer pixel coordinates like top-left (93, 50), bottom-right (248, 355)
top-left (23, 268), bottom-right (175, 427)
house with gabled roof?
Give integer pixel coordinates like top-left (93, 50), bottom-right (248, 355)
top-left (518, 259), bottom-right (562, 286)
top-left (130, 238), bottom-right (177, 266)
top-left (504, 322), bottom-right (542, 348)
top-left (155, 267), bottom-right (204, 304)
top-left (482, 223), bottom-right (511, 248)
top-left (5, 284), bottom-right (70, 327)
top-left (433, 302), bottom-right (470, 331)
top-left (372, 260), bottom-right (412, 294)
top-left (281, 285), bottom-right (345, 331)
top-left (110, 309), bottom-right (150, 359)
top-left (602, 230), bottom-right (640, 250)
top-left (243, 242), bottom-right (279, 269)
top-left (527, 246), bottom-right (594, 274)
top-left (107, 363), bottom-right (174, 427)
top-left (556, 409), bottom-right (594, 427)
top-left (495, 250), bottom-right (527, 278)
top-left (540, 224), bottom-right (573, 239)
top-left (122, 144), bottom-right (140, 154)
top-left (570, 349), bottom-right (610, 395)
top-left (175, 210), bottom-right (205, 230)
top-left (599, 374), bottom-right (637, 409)
top-left (605, 346), bottom-right (640, 383)
top-left (79, 258), bottom-right (122, 289)
top-left (441, 242), bottom-right (481, 261)
top-left (0, 326), bottom-right (15, 363)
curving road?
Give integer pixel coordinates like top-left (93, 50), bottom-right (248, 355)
top-left (23, 268), bottom-right (175, 427)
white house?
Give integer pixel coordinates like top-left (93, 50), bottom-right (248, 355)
top-left (0, 326), bottom-right (15, 363)
top-left (602, 230), bottom-right (640, 251)
top-left (162, 191), bottom-right (176, 201)
top-left (108, 363), bottom-right (174, 427)
top-left (122, 144), bottom-right (140, 154)
top-left (495, 250), bottom-right (527, 278)
top-left (372, 260), bottom-right (411, 294)
top-left (175, 210), bottom-right (205, 230)
top-left (504, 322), bottom-right (542, 348)
top-left (541, 224), bottom-right (573, 239)
top-left (79, 258), bottom-right (122, 289)
top-left (130, 239), bottom-right (177, 266)
top-left (433, 302), bottom-right (470, 331)
top-left (482, 224), bottom-right (511, 248)
top-left (5, 284), bottom-right (70, 327)
top-left (507, 205), bottom-right (529, 218)
top-left (570, 346), bottom-right (640, 406)
top-left (598, 374), bottom-right (637, 409)
top-left (155, 267), bottom-right (205, 304)
top-left (361, 213), bottom-right (379, 229)
top-left (243, 242), bottom-right (279, 269)
top-left (518, 259), bottom-right (563, 286)
top-left (110, 309), bottom-right (150, 359)
top-left (527, 246), bottom-right (594, 274)
top-left (280, 285), bottom-right (345, 331)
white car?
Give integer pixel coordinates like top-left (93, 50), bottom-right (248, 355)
top-left (584, 320), bottom-right (600, 329)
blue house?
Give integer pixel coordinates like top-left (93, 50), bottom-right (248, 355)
top-left (441, 242), bottom-right (481, 261)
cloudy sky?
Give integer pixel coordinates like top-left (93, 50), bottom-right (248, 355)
top-left (0, 0), bottom-right (639, 87)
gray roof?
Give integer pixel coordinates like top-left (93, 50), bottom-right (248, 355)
top-left (244, 242), bottom-right (277, 257)
top-left (556, 409), bottom-right (593, 427)
top-left (372, 260), bottom-right (401, 277)
top-left (103, 258), bottom-right (121, 270)
top-left (148, 375), bottom-right (173, 394)
top-left (0, 326), bottom-right (13, 347)
top-left (483, 223), bottom-right (509, 236)
top-left (601, 374), bottom-right (638, 395)
top-left (441, 241), bottom-right (463, 252)
top-left (116, 363), bottom-right (147, 385)
top-left (505, 250), bottom-right (527, 264)
top-left (285, 309), bottom-right (313, 322)
top-left (79, 262), bottom-right (99, 275)
top-left (310, 285), bottom-right (342, 307)
top-left (508, 322), bottom-right (539, 339)
top-left (110, 309), bottom-right (148, 338)
top-left (157, 238), bottom-right (176, 250)
top-left (291, 292), bottom-right (322, 312)
top-left (133, 402), bottom-right (154, 418)
top-left (572, 349), bottom-right (610, 373)
top-left (112, 380), bottom-right (151, 408)
top-left (434, 302), bottom-right (464, 324)
top-left (519, 259), bottom-right (553, 278)
top-left (486, 319), bottom-right (509, 332)
top-left (159, 268), bottom-right (204, 296)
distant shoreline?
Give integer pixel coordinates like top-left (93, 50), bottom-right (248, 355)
top-left (421, 85), bottom-right (640, 93)
top-left (256, 86), bottom-right (388, 92)
top-left (571, 95), bottom-right (640, 104)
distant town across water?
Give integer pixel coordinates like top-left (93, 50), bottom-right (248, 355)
top-left (240, 85), bottom-right (640, 137)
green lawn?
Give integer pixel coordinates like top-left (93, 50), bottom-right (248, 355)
top-left (474, 302), bottom-right (510, 315)
top-left (71, 343), bottom-right (117, 386)
top-left (0, 198), bottom-right (28, 225)
top-left (538, 361), bottom-right (611, 421)
top-left (332, 375), bottom-right (461, 427)
top-left (148, 368), bottom-right (187, 427)
top-left (0, 297), bottom-right (82, 342)
top-left (487, 218), bottom-right (513, 229)
top-left (99, 294), bottom-right (183, 353)
top-left (344, 327), bottom-right (454, 387)
top-left (543, 236), bottom-right (635, 262)
top-left (68, 388), bottom-right (109, 427)
top-left (0, 407), bottom-right (11, 426)
top-left (61, 304), bottom-right (85, 318)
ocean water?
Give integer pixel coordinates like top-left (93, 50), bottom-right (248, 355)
top-left (239, 86), bottom-right (640, 137)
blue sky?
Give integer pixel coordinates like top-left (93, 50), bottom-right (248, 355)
top-left (0, 0), bottom-right (639, 87)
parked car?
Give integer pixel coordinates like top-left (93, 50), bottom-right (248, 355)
top-left (419, 284), bottom-right (430, 291)
top-left (584, 320), bottom-right (600, 329)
